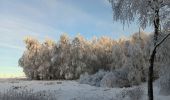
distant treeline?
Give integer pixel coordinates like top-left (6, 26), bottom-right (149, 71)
top-left (19, 32), bottom-right (170, 84)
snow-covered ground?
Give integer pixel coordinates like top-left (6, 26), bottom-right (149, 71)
top-left (0, 78), bottom-right (169, 100)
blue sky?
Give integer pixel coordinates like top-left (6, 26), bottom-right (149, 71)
top-left (0, 0), bottom-right (152, 77)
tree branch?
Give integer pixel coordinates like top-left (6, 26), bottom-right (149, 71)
top-left (155, 33), bottom-right (170, 50)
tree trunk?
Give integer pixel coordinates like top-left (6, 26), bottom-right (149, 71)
top-left (148, 2), bottom-right (160, 100)
top-left (148, 49), bottom-right (156, 100)
top-left (148, 33), bottom-right (170, 100)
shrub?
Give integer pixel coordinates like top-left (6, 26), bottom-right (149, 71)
top-left (79, 70), bottom-right (107, 87)
top-left (79, 68), bottom-right (130, 88)
top-left (100, 68), bottom-right (130, 88)
top-left (116, 87), bottom-right (144, 100)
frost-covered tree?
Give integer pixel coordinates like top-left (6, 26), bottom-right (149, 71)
top-left (18, 37), bottom-right (56, 80)
top-left (95, 36), bottom-right (115, 70)
top-left (126, 42), bottom-right (147, 85)
top-left (69, 35), bottom-right (87, 79)
top-left (111, 42), bottom-right (126, 70)
top-left (37, 39), bottom-right (55, 80)
top-left (53, 34), bottom-right (71, 79)
top-left (108, 0), bottom-right (170, 99)
top-left (19, 36), bottom-right (41, 79)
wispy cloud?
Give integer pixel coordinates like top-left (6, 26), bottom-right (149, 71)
top-left (0, 15), bottom-right (62, 46)
top-left (0, 43), bottom-right (24, 51)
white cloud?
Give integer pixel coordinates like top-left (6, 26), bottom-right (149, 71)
top-left (0, 15), bottom-right (62, 49)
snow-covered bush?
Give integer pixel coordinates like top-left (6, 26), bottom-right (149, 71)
top-left (116, 87), bottom-right (144, 100)
top-left (100, 68), bottom-right (130, 88)
top-left (79, 70), bottom-right (108, 87)
top-left (79, 68), bottom-right (130, 88)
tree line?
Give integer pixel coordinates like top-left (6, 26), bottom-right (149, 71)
top-left (19, 32), bottom-right (170, 85)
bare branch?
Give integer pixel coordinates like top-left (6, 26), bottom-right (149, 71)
top-left (155, 33), bottom-right (170, 49)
